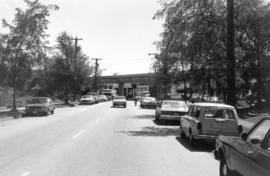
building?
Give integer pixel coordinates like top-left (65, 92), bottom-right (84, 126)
top-left (99, 73), bottom-right (157, 99)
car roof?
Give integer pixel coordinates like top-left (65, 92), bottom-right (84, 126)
top-left (192, 102), bottom-right (235, 108)
top-left (33, 97), bottom-right (49, 99)
top-left (162, 100), bottom-right (186, 103)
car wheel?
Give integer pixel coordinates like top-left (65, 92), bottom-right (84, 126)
top-left (220, 157), bottom-right (232, 176)
top-left (189, 131), bottom-right (195, 146)
top-left (180, 129), bottom-right (186, 138)
top-left (44, 111), bottom-right (49, 116)
top-left (51, 110), bottom-right (54, 115)
top-left (155, 114), bottom-right (159, 122)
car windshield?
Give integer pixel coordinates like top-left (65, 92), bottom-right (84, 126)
top-left (162, 101), bottom-right (187, 109)
top-left (81, 95), bottom-right (91, 98)
top-left (204, 107), bottom-right (235, 119)
top-left (143, 97), bottom-right (156, 101)
top-left (114, 96), bottom-right (126, 100)
top-left (31, 98), bottom-right (48, 104)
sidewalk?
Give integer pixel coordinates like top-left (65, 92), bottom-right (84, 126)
top-left (0, 107), bottom-right (25, 119)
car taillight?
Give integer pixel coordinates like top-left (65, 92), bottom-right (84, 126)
top-left (197, 122), bottom-right (202, 130)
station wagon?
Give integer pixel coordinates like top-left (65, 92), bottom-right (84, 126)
top-left (180, 103), bottom-right (242, 146)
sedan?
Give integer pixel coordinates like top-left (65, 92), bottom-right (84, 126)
top-left (112, 96), bottom-right (127, 108)
top-left (25, 97), bottom-right (55, 116)
top-left (155, 100), bottom-right (188, 123)
top-left (140, 97), bottom-right (157, 109)
top-left (214, 116), bottom-right (270, 176)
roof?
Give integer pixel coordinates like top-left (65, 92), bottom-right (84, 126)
top-left (162, 100), bottom-right (186, 103)
top-left (192, 102), bottom-right (235, 108)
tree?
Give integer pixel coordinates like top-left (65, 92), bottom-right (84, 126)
top-left (2, 0), bottom-right (58, 110)
top-left (154, 0), bottom-right (270, 107)
top-left (44, 31), bottom-right (93, 104)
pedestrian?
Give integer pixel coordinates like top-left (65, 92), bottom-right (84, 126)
top-left (134, 98), bottom-right (137, 106)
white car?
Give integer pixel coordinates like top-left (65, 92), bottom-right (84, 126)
top-left (80, 95), bottom-right (95, 105)
top-left (112, 96), bottom-right (127, 108)
top-left (155, 100), bottom-right (188, 122)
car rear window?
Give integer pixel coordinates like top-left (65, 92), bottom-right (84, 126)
top-left (114, 96), bottom-right (126, 100)
top-left (31, 98), bottom-right (48, 104)
top-left (204, 107), bottom-right (235, 120)
top-left (162, 101), bottom-right (187, 109)
top-left (143, 97), bottom-right (156, 101)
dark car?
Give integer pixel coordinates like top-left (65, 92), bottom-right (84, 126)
top-left (214, 116), bottom-right (270, 176)
top-left (25, 97), bottom-right (55, 116)
top-left (140, 97), bottom-right (157, 108)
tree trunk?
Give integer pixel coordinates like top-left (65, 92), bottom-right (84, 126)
top-left (12, 85), bottom-right (17, 111)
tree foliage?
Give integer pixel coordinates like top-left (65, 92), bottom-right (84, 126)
top-left (1, 0), bottom-right (58, 109)
top-left (154, 0), bottom-right (270, 105)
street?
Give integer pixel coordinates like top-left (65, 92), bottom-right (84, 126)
top-left (0, 101), bottom-right (218, 176)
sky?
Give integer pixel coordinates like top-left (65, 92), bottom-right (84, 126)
top-left (0, 0), bottom-right (163, 76)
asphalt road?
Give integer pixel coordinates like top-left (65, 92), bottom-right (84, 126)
top-left (0, 101), bottom-right (218, 176)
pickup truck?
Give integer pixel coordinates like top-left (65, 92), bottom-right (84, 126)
top-left (214, 116), bottom-right (270, 176)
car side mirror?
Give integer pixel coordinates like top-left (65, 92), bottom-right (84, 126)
top-left (250, 138), bottom-right (261, 145)
top-left (238, 125), bottom-right (243, 134)
top-left (241, 133), bottom-right (248, 141)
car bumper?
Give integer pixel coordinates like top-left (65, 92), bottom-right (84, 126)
top-left (113, 102), bottom-right (126, 106)
top-left (192, 134), bottom-right (217, 142)
top-left (25, 109), bottom-right (48, 115)
top-left (159, 115), bottom-right (181, 121)
top-left (80, 101), bottom-right (93, 104)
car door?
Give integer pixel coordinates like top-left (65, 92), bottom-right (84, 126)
top-left (181, 105), bottom-right (194, 132)
top-left (247, 120), bottom-right (270, 176)
top-left (230, 119), bottom-right (270, 176)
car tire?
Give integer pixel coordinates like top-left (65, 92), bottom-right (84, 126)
top-left (189, 131), bottom-right (195, 146)
top-left (124, 105), bottom-right (126, 108)
top-left (155, 114), bottom-right (159, 122)
top-left (51, 110), bottom-right (54, 115)
top-left (44, 111), bottom-right (49, 116)
top-left (180, 129), bottom-right (186, 138)
top-left (220, 157), bottom-right (232, 176)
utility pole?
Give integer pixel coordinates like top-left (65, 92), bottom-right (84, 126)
top-left (226, 0), bottom-right (236, 106)
top-left (72, 37), bottom-right (83, 71)
top-left (92, 58), bottom-right (102, 92)
top-left (72, 37), bottom-right (82, 101)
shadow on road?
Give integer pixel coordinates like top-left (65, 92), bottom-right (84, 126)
top-left (175, 137), bottom-right (215, 153)
top-left (153, 120), bottom-right (180, 126)
top-left (132, 115), bottom-right (155, 120)
top-left (116, 126), bottom-right (180, 137)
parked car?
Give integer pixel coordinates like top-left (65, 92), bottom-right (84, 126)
top-left (25, 97), bottom-right (55, 116)
top-left (80, 95), bottom-right (95, 105)
top-left (112, 96), bottom-right (127, 108)
top-left (180, 102), bottom-right (242, 146)
top-left (140, 97), bottom-right (157, 108)
top-left (155, 100), bottom-right (188, 122)
top-left (214, 116), bottom-right (270, 176)
top-left (99, 95), bottom-right (108, 102)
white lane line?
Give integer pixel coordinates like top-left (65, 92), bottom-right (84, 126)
top-left (21, 171), bottom-right (30, 176)
top-left (72, 130), bottom-right (85, 139)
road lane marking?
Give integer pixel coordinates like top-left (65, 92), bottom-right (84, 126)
top-left (22, 171), bottom-right (30, 176)
top-left (72, 130), bottom-right (85, 139)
